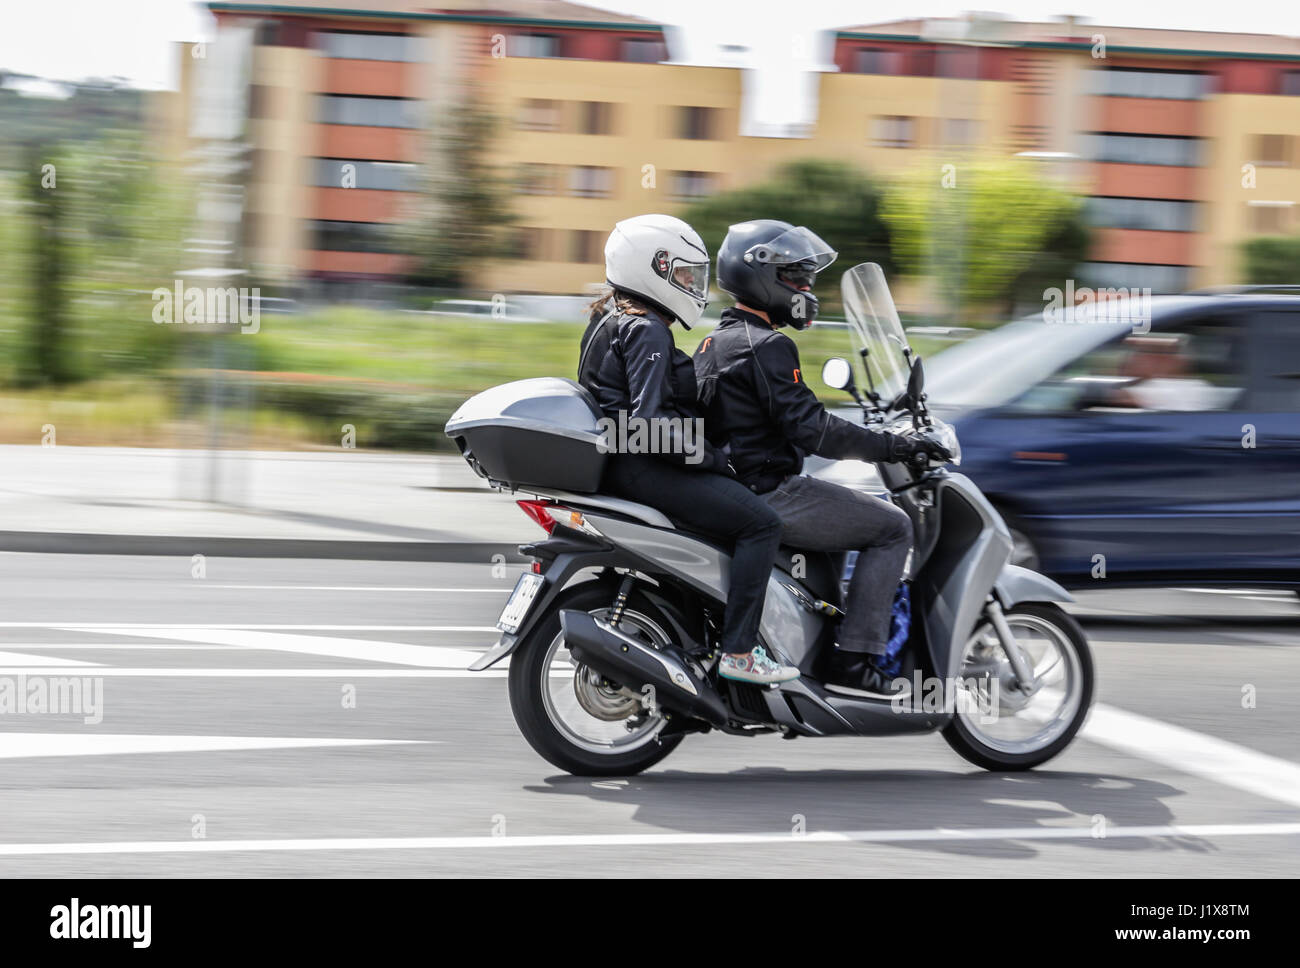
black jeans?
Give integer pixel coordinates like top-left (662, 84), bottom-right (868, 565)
top-left (603, 455), bottom-right (782, 655)
top-left (760, 475), bottom-right (913, 655)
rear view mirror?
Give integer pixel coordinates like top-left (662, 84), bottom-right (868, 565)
top-left (822, 357), bottom-right (854, 391)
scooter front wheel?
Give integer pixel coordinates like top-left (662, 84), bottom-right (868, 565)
top-left (941, 602), bottom-right (1094, 771)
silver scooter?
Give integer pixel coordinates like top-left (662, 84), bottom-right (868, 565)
top-left (447, 263), bottom-right (1094, 776)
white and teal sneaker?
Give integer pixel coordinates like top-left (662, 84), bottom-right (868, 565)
top-left (718, 646), bottom-right (800, 685)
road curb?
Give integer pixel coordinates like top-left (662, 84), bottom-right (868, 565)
top-left (0, 531), bottom-right (527, 563)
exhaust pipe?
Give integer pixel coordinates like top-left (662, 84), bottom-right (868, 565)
top-left (560, 610), bottom-right (729, 728)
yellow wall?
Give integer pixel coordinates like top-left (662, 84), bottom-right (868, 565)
top-left (479, 54), bottom-right (1014, 295)
top-left (1199, 93), bottom-right (1300, 287)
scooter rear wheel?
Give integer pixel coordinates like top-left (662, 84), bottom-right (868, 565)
top-left (508, 581), bottom-right (684, 777)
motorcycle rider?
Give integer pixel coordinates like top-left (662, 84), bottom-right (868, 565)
top-left (694, 219), bottom-right (951, 698)
top-left (578, 214), bottom-right (797, 685)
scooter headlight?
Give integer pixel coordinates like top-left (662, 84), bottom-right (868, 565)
top-left (931, 419), bottom-right (961, 465)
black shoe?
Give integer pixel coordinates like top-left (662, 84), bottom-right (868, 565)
top-left (825, 651), bottom-right (912, 700)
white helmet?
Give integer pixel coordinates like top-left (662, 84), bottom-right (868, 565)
top-left (604, 214), bottom-right (710, 329)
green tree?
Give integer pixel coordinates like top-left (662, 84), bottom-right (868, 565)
top-left (882, 158), bottom-right (1083, 324)
top-left (681, 158), bottom-right (894, 312)
top-left (1241, 235), bottom-right (1300, 285)
top-left (20, 145), bottom-right (75, 386)
top-left (400, 98), bottom-right (517, 290)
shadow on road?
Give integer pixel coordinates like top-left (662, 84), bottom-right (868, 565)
top-left (526, 768), bottom-right (1209, 859)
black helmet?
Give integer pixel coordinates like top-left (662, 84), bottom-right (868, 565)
top-left (716, 219), bottom-right (837, 329)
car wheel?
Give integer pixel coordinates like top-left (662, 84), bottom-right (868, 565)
top-left (998, 510), bottom-right (1041, 572)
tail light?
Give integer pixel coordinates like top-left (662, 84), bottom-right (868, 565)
top-left (516, 500), bottom-right (604, 538)
top-left (517, 499), bottom-right (556, 535)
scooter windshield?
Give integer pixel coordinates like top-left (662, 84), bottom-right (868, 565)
top-left (841, 262), bottom-right (912, 408)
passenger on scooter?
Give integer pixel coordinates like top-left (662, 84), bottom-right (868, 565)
top-left (693, 219), bottom-right (951, 698)
top-left (577, 214), bottom-right (797, 685)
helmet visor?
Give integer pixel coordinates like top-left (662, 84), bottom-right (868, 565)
top-left (670, 259), bottom-right (709, 301)
top-left (745, 226), bottom-right (838, 272)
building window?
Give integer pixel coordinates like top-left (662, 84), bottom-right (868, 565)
top-left (1249, 203), bottom-right (1292, 234)
top-left (517, 163), bottom-right (559, 195)
top-left (620, 38), bottom-right (665, 63)
top-left (1085, 197), bottom-right (1199, 233)
top-left (570, 229), bottom-right (602, 264)
top-left (870, 115), bottom-right (915, 148)
top-left (316, 31), bottom-right (421, 62)
top-left (312, 159), bottom-right (417, 191)
top-left (1083, 132), bottom-right (1202, 167)
top-left (308, 219), bottom-right (398, 253)
top-left (1090, 68), bottom-right (1209, 100)
top-left (514, 227), bottom-right (554, 261)
top-left (248, 84), bottom-right (275, 120)
top-left (1283, 72), bottom-right (1300, 96)
top-left (509, 33), bottom-right (562, 58)
top-left (678, 106), bottom-right (717, 140)
top-left (1079, 262), bottom-right (1191, 294)
top-left (939, 118), bottom-right (980, 146)
top-left (1251, 134), bottom-right (1292, 167)
top-left (851, 48), bottom-right (904, 75)
top-left (578, 101), bottom-right (614, 135)
top-left (517, 98), bottom-right (560, 132)
top-left (317, 95), bottom-right (421, 128)
top-left (670, 170), bottom-right (718, 201)
top-left (569, 166), bottom-right (614, 198)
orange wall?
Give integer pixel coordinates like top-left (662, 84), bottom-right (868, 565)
top-left (1092, 162), bottom-right (1201, 200)
top-left (302, 251), bottom-right (410, 276)
top-left (1092, 227), bottom-right (1197, 265)
top-left (312, 187), bottom-right (412, 221)
top-left (1095, 96), bottom-right (1201, 137)
top-left (314, 124), bottom-right (420, 161)
top-left (321, 58), bottom-right (410, 97)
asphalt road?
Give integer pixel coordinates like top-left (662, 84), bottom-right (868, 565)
top-left (0, 551), bottom-right (1295, 877)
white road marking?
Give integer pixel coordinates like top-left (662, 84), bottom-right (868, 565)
top-left (1080, 702), bottom-right (1300, 809)
top-left (0, 644), bottom-right (244, 651)
top-left (196, 586), bottom-right (509, 593)
top-left (0, 732), bottom-right (427, 760)
top-left (1173, 588), bottom-right (1296, 603)
top-left (0, 651), bottom-right (100, 667)
top-left (0, 822), bottom-right (1297, 857)
top-left (64, 627), bottom-right (485, 668)
top-left (0, 668), bottom-right (505, 678)
top-left (0, 623), bottom-right (497, 631)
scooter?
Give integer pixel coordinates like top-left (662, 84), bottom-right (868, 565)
top-left (446, 263), bottom-right (1094, 776)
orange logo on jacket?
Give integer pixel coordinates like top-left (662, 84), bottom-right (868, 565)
top-left (793, 368), bottom-right (801, 383)
top-left (698, 337), bottom-right (712, 354)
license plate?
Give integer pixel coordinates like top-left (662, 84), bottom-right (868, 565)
top-left (497, 573), bottom-right (545, 633)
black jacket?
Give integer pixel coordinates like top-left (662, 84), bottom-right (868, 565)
top-left (578, 303), bottom-right (726, 472)
top-left (694, 307), bottom-right (898, 493)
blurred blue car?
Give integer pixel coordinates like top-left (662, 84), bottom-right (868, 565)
top-left (921, 290), bottom-right (1300, 589)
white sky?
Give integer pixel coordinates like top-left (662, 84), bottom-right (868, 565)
top-left (2, 0), bottom-right (1298, 91)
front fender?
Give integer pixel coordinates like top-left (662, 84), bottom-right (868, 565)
top-left (993, 563), bottom-right (1073, 609)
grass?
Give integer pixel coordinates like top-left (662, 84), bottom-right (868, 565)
top-left (0, 310), bottom-right (957, 450)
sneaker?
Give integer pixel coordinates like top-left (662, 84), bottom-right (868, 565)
top-left (718, 646), bottom-right (800, 685)
top-left (825, 651), bottom-right (912, 700)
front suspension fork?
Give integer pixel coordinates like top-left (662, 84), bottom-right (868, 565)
top-left (984, 598), bottom-right (1039, 694)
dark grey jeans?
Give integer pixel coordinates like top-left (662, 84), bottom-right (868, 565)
top-left (760, 475), bottom-right (913, 655)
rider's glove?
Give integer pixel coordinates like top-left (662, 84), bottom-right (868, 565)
top-left (888, 430), bottom-right (953, 465)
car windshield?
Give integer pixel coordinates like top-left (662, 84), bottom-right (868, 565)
top-left (924, 314), bottom-right (1136, 411)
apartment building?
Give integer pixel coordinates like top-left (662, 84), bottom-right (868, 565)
top-left (176, 3), bottom-right (1300, 295)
